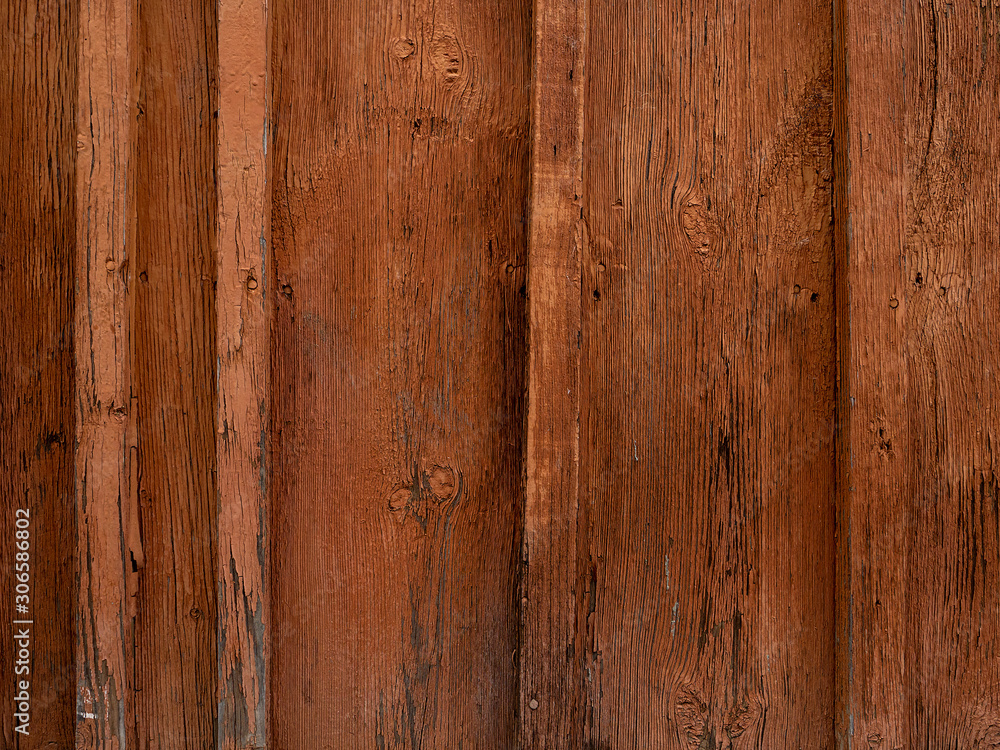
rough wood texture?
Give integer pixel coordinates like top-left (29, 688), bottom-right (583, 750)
top-left (7, 0), bottom-right (1000, 744)
top-left (132, 0), bottom-right (218, 745)
top-left (521, 0), bottom-right (587, 745)
top-left (1, 1), bottom-right (77, 747)
top-left (268, 0), bottom-right (530, 746)
top-left (838, 0), bottom-right (1000, 746)
top-left (524, 0), bottom-right (838, 746)
top-left (75, 0), bottom-right (139, 744)
top-left (216, 0), bottom-right (271, 745)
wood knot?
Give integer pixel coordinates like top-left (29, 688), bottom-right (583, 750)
top-left (680, 197), bottom-right (719, 255)
top-left (937, 271), bottom-right (969, 306)
top-left (874, 424), bottom-right (893, 458)
top-left (429, 34), bottom-right (466, 85)
top-left (425, 465), bottom-right (459, 502)
top-left (977, 724), bottom-right (1000, 748)
top-left (674, 688), bottom-right (709, 747)
top-left (391, 38), bottom-right (415, 59)
top-left (723, 701), bottom-right (757, 739)
top-left (76, 721), bottom-right (96, 745)
top-left (388, 487), bottom-right (412, 512)
top-left (388, 465), bottom-right (462, 530)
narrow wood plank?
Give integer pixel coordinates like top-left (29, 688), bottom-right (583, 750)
top-left (131, 0), bottom-right (218, 744)
top-left (74, 0), bottom-right (139, 744)
top-left (839, 1), bottom-right (1000, 745)
top-left (268, 0), bottom-right (530, 745)
top-left (0, 0), bottom-right (77, 746)
top-left (216, 0), bottom-right (271, 745)
top-left (528, 0), bottom-right (838, 745)
top-left (832, 0), bottom-right (853, 746)
top-left (520, 0), bottom-right (587, 745)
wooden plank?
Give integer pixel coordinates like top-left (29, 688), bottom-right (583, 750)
top-left (838, 0), bottom-right (1000, 745)
top-left (268, 0), bottom-right (530, 744)
top-left (216, 0), bottom-right (272, 746)
top-left (131, 0), bottom-right (218, 745)
top-left (74, 0), bottom-right (139, 744)
top-left (832, 1), bottom-right (852, 747)
top-left (525, 0), bottom-right (838, 745)
top-left (520, 0), bottom-right (587, 745)
top-left (0, 0), bottom-right (77, 746)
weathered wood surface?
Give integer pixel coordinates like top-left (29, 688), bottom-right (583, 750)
top-left (521, 0), bottom-right (587, 745)
top-left (216, 0), bottom-right (271, 745)
top-left (268, 0), bottom-right (530, 746)
top-left (131, 0), bottom-right (219, 745)
top-left (75, 0), bottom-right (138, 744)
top-left (75, 0), bottom-right (220, 745)
top-left (2, 0), bottom-right (1000, 746)
top-left (837, 0), bottom-right (1000, 746)
top-left (523, 0), bottom-right (839, 746)
top-left (1, 1), bottom-right (77, 747)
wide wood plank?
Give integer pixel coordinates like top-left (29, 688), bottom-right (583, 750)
top-left (525, 0), bottom-right (839, 746)
top-left (216, 0), bottom-right (272, 745)
top-left (268, 0), bottom-right (531, 746)
top-left (0, 1), bottom-right (77, 746)
top-left (838, 0), bottom-right (1000, 745)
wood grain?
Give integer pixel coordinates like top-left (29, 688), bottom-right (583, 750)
top-left (216, 0), bottom-right (272, 745)
top-left (521, 0), bottom-right (588, 745)
top-left (75, 0), bottom-right (139, 744)
top-left (268, 0), bottom-right (530, 746)
top-left (0, 1), bottom-right (77, 747)
top-left (838, 0), bottom-right (1000, 745)
top-left (132, 0), bottom-right (219, 745)
top-left (525, 0), bottom-right (839, 746)
top-left (6, 2), bottom-right (1000, 743)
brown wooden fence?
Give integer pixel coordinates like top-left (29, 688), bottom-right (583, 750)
top-left (2, 0), bottom-right (998, 747)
